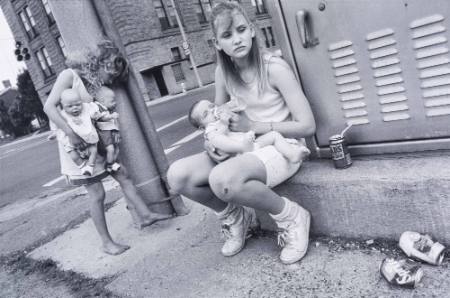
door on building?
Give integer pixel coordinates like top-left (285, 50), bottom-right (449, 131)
top-left (274, 0), bottom-right (450, 153)
top-left (154, 67), bottom-right (168, 97)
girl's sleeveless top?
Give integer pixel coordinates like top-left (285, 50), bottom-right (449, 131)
top-left (57, 69), bottom-right (105, 177)
top-left (227, 53), bottom-right (291, 123)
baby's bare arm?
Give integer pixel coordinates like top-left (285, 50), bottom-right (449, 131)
top-left (208, 132), bottom-right (253, 154)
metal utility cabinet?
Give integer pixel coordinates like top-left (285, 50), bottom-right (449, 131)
top-left (268, 0), bottom-right (450, 156)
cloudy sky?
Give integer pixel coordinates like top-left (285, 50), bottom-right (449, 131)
top-left (0, 7), bottom-right (26, 90)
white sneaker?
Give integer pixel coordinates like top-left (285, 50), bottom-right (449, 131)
top-left (275, 202), bottom-right (311, 264)
top-left (219, 205), bottom-right (259, 257)
top-left (110, 162), bottom-right (121, 172)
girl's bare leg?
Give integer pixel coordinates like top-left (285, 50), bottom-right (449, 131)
top-left (167, 152), bottom-right (228, 212)
top-left (209, 153), bottom-right (285, 214)
top-left (85, 182), bottom-right (130, 255)
top-left (111, 165), bottom-right (172, 227)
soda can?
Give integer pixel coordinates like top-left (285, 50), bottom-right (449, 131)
top-left (329, 134), bottom-right (352, 169)
top-left (380, 258), bottom-right (424, 288)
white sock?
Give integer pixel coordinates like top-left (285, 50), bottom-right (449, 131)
top-left (270, 197), bottom-right (293, 221)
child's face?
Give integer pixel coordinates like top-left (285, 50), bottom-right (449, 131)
top-left (192, 100), bottom-right (218, 128)
top-left (101, 93), bottom-right (116, 110)
top-left (61, 94), bottom-right (83, 116)
top-left (214, 11), bottom-right (255, 59)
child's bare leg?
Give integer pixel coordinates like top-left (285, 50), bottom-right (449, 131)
top-left (256, 131), bottom-right (309, 163)
top-left (68, 150), bottom-right (85, 167)
top-left (111, 166), bottom-right (172, 229)
top-left (105, 144), bottom-right (115, 164)
top-left (85, 182), bottom-right (130, 255)
top-left (87, 145), bottom-right (97, 166)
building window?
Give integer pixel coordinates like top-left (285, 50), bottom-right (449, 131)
top-left (195, 0), bottom-right (212, 24)
top-left (261, 28), bottom-right (270, 48)
top-left (19, 6), bottom-right (38, 39)
top-left (252, 0), bottom-right (267, 15)
top-left (207, 39), bottom-right (214, 48)
top-left (35, 47), bottom-right (54, 78)
top-left (153, 0), bottom-right (178, 30)
top-left (171, 63), bottom-right (185, 82)
top-left (267, 26), bottom-right (275, 46)
top-left (57, 36), bottom-right (67, 57)
top-left (41, 0), bottom-right (55, 24)
top-left (171, 47), bottom-right (182, 61)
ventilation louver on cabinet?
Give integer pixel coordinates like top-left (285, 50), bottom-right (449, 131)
top-left (367, 28), bottom-right (411, 122)
top-left (411, 14), bottom-right (450, 117)
top-left (329, 40), bottom-right (369, 126)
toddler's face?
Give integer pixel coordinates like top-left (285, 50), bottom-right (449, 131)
top-left (61, 96), bottom-right (83, 116)
top-left (101, 94), bottom-right (116, 110)
top-left (193, 100), bottom-right (218, 128)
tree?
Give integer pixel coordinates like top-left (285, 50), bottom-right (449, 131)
top-left (16, 70), bottom-right (48, 126)
top-left (6, 70), bottom-right (49, 136)
top-left (0, 100), bottom-right (14, 136)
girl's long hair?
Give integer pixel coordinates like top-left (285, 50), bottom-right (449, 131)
top-left (65, 40), bottom-right (127, 94)
top-left (211, 1), bottom-right (267, 94)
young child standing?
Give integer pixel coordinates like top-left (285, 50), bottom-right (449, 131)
top-left (59, 89), bottom-right (100, 176)
top-left (188, 99), bottom-right (310, 163)
top-left (168, 1), bottom-right (316, 264)
top-left (93, 86), bottom-right (121, 172)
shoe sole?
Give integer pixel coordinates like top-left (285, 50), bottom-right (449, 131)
top-left (280, 210), bottom-right (311, 265)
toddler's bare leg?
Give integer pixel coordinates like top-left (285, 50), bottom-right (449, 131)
top-left (87, 145), bottom-right (97, 166)
top-left (69, 150), bottom-right (85, 166)
top-left (105, 144), bottom-right (115, 164)
top-left (256, 131), bottom-right (309, 163)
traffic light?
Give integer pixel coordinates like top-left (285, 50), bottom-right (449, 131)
top-left (14, 41), bottom-right (30, 61)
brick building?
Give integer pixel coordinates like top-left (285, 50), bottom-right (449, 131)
top-left (0, 0), bottom-right (278, 103)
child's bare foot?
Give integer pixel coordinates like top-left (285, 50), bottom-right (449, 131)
top-left (102, 241), bottom-right (130, 255)
top-left (286, 145), bottom-right (311, 163)
top-left (137, 212), bottom-right (173, 229)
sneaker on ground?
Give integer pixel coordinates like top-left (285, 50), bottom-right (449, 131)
top-left (221, 206), bottom-right (258, 257)
top-left (110, 162), bottom-right (121, 172)
top-left (276, 203), bottom-right (311, 264)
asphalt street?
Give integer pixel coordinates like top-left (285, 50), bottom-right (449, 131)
top-left (0, 84), bottom-right (214, 210)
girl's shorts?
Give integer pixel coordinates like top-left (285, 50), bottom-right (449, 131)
top-left (245, 145), bottom-right (302, 188)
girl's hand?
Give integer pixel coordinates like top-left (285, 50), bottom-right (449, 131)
top-left (67, 131), bottom-right (87, 150)
top-left (204, 139), bottom-right (230, 163)
top-left (229, 112), bottom-right (253, 132)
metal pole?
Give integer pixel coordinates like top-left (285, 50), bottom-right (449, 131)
top-left (48, 0), bottom-right (187, 215)
top-left (169, 0), bottom-right (203, 88)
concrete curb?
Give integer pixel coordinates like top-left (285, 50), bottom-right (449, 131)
top-left (261, 152), bottom-right (450, 245)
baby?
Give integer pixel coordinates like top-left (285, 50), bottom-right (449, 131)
top-left (93, 86), bottom-right (121, 173)
top-left (59, 89), bottom-right (100, 176)
top-left (188, 99), bottom-right (310, 163)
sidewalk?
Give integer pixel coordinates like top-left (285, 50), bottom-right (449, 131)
top-left (24, 192), bottom-right (449, 297)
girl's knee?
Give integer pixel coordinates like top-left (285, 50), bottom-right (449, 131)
top-left (209, 167), bottom-right (244, 202)
top-left (167, 161), bottom-right (190, 193)
top-left (85, 183), bottom-right (105, 204)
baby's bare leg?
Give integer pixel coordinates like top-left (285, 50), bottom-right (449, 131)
top-left (256, 131), bottom-right (309, 163)
top-left (105, 144), bottom-right (115, 164)
top-left (69, 150), bottom-right (85, 166)
top-left (87, 145), bottom-right (97, 166)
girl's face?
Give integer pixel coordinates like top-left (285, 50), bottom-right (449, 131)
top-left (214, 11), bottom-right (255, 59)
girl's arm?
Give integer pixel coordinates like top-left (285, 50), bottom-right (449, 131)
top-left (214, 66), bottom-right (229, 106)
top-left (232, 57), bottom-right (316, 139)
top-left (43, 69), bottom-right (86, 147)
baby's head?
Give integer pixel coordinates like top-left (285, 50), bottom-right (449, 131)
top-left (60, 89), bottom-right (83, 116)
top-left (95, 86), bottom-right (116, 110)
top-left (188, 99), bottom-right (218, 129)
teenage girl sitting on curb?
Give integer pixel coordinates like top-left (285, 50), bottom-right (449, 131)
top-left (167, 1), bottom-right (316, 264)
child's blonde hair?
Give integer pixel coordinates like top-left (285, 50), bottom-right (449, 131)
top-left (211, 1), bottom-right (267, 94)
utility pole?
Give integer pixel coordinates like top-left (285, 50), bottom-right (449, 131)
top-left (169, 0), bottom-right (203, 88)
top-left (48, 0), bottom-right (187, 216)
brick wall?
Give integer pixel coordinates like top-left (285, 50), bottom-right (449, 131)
top-left (0, 0), bottom-right (66, 104)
